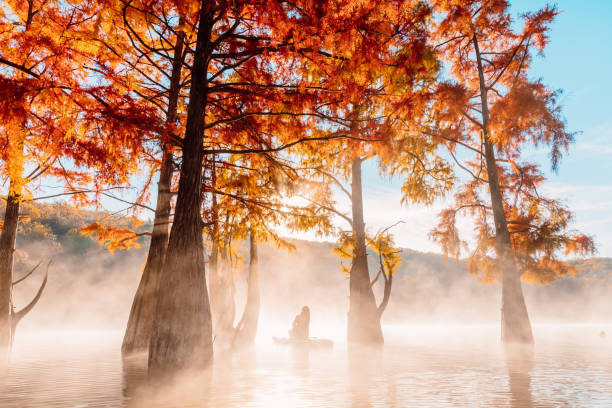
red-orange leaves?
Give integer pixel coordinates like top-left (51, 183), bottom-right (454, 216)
top-left (489, 82), bottom-right (574, 170)
top-left (81, 221), bottom-right (145, 253)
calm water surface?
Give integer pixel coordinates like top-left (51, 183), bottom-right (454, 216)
top-left (1, 325), bottom-right (611, 407)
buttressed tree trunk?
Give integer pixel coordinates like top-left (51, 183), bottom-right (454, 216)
top-left (121, 151), bottom-right (174, 355)
top-left (148, 6), bottom-right (214, 372)
top-left (474, 35), bottom-right (533, 345)
top-left (121, 27), bottom-right (185, 356)
top-left (347, 158), bottom-right (384, 345)
top-left (233, 231), bottom-right (260, 347)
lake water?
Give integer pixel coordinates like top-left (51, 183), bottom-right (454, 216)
top-left (1, 324), bottom-right (611, 407)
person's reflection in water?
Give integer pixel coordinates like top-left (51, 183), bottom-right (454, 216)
top-left (290, 342), bottom-right (310, 370)
top-left (504, 343), bottom-right (535, 408)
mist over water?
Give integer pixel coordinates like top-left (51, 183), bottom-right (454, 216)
top-left (2, 325), bottom-right (612, 407)
top-left (11, 239), bottom-right (612, 333)
top-left (3, 239), bottom-right (612, 407)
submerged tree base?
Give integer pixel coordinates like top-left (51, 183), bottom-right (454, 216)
top-left (501, 309), bottom-right (534, 345)
top-left (501, 270), bottom-right (534, 345)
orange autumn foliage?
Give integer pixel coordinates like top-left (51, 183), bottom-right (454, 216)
top-left (81, 221), bottom-right (145, 253)
top-left (0, 0), bottom-right (165, 206)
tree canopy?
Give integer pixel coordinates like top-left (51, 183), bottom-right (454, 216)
top-left (0, 0), bottom-right (595, 362)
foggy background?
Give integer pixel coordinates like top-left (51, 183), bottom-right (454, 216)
top-left (12, 234), bottom-right (612, 342)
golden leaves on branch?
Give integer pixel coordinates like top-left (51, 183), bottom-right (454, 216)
top-left (333, 225), bottom-right (403, 278)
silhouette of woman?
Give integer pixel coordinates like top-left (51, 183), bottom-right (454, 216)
top-left (289, 306), bottom-right (310, 340)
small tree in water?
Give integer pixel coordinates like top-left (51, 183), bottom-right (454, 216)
top-left (333, 173), bottom-right (404, 346)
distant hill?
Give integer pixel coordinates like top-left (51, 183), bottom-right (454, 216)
top-left (2, 201), bottom-right (611, 336)
top-left (0, 200), bottom-right (150, 252)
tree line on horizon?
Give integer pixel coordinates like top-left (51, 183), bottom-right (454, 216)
top-left (0, 0), bottom-right (596, 373)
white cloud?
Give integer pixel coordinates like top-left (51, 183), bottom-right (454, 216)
top-left (574, 123), bottom-right (612, 155)
top-left (540, 182), bottom-right (612, 256)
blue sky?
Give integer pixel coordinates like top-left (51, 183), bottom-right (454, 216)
top-left (348, 0), bottom-right (612, 257)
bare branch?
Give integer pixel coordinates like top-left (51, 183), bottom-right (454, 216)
top-left (26, 187), bottom-right (130, 202)
top-left (12, 261), bottom-right (42, 286)
top-left (12, 259), bottom-right (51, 327)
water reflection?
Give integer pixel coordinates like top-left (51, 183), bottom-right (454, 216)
top-left (121, 352), bottom-right (213, 408)
top-left (222, 346), bottom-right (258, 407)
top-left (504, 344), bottom-right (534, 408)
top-left (121, 353), bottom-right (148, 406)
top-left (0, 360), bottom-right (8, 402)
top-left (1, 327), bottom-right (611, 407)
top-left (289, 344), bottom-right (310, 369)
top-left (348, 345), bottom-right (386, 408)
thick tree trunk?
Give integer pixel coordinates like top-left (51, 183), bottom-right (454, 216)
top-left (122, 27), bottom-right (184, 355)
top-left (347, 158), bottom-right (384, 345)
top-left (474, 35), bottom-right (533, 344)
top-left (148, 6), bottom-right (214, 372)
top-left (233, 231), bottom-right (260, 347)
top-left (0, 190), bottom-right (20, 353)
top-left (122, 151), bottom-right (173, 355)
